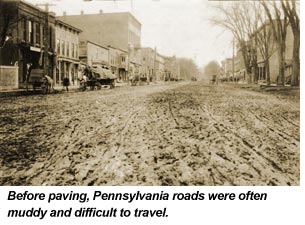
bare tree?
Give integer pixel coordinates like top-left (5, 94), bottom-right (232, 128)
top-left (281, 0), bottom-right (299, 86)
top-left (250, 2), bottom-right (276, 86)
top-left (178, 58), bottom-right (199, 81)
top-left (261, 0), bottom-right (289, 86)
top-left (0, 1), bottom-right (16, 48)
top-left (204, 60), bottom-right (221, 80)
top-left (0, 1), bottom-right (21, 65)
top-left (210, 1), bottom-right (262, 84)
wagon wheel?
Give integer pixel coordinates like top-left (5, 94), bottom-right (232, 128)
top-left (96, 82), bottom-right (102, 90)
top-left (111, 80), bottom-right (115, 89)
top-left (41, 84), bottom-right (47, 94)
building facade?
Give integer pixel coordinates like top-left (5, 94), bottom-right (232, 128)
top-left (155, 53), bottom-right (165, 81)
top-left (79, 40), bottom-right (109, 67)
top-left (55, 19), bottom-right (81, 86)
top-left (57, 11), bottom-right (142, 79)
top-left (220, 58), bottom-right (233, 81)
top-left (108, 46), bottom-right (128, 81)
top-left (251, 22), bottom-right (294, 84)
top-left (0, 0), bottom-right (56, 88)
top-left (164, 56), bottom-right (180, 81)
top-left (140, 47), bottom-right (156, 81)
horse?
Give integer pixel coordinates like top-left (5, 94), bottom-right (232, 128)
top-left (129, 73), bottom-right (140, 86)
top-left (41, 75), bottom-right (54, 94)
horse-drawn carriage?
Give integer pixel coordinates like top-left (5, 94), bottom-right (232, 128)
top-left (28, 69), bottom-right (53, 93)
top-left (209, 74), bottom-right (218, 85)
top-left (83, 65), bottom-right (116, 90)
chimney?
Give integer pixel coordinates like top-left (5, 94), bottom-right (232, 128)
top-left (81, 10), bottom-right (84, 15)
top-left (63, 11), bottom-right (67, 17)
top-left (99, 10), bottom-right (103, 14)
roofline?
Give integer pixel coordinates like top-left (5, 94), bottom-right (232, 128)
top-left (107, 45), bottom-right (128, 53)
top-left (19, 0), bottom-right (55, 17)
top-left (86, 40), bottom-right (109, 50)
top-left (127, 12), bottom-right (141, 26)
top-left (57, 11), bottom-right (141, 26)
top-left (55, 19), bottom-right (82, 33)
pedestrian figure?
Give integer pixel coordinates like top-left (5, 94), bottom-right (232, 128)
top-left (26, 63), bottom-right (33, 91)
top-left (80, 74), bottom-right (88, 91)
top-left (63, 76), bottom-right (70, 92)
top-left (78, 69), bottom-right (83, 83)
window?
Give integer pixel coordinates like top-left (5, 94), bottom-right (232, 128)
top-left (56, 39), bottom-right (60, 54)
top-left (61, 40), bottom-right (65, 56)
top-left (122, 56), bottom-right (126, 63)
top-left (22, 19), bottom-right (26, 41)
top-left (71, 43), bottom-right (75, 58)
top-left (36, 23), bottom-right (40, 45)
top-left (49, 27), bottom-right (53, 48)
top-left (66, 41), bottom-right (69, 57)
top-left (75, 44), bottom-right (78, 58)
top-left (28, 21), bottom-right (34, 44)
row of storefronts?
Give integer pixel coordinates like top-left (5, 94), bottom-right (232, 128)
top-left (0, 0), bottom-right (178, 90)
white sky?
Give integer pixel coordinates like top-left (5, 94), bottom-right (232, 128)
top-left (27, 0), bottom-right (234, 67)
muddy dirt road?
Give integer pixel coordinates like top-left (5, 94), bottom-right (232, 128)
top-left (0, 82), bottom-right (299, 185)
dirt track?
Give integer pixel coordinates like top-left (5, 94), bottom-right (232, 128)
top-left (0, 82), bottom-right (300, 185)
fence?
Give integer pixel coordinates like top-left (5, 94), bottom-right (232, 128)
top-left (0, 66), bottom-right (19, 90)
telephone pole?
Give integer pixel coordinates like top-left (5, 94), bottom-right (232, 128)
top-left (36, 3), bottom-right (56, 75)
top-left (232, 39), bottom-right (235, 83)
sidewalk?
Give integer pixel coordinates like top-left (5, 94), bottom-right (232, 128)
top-left (0, 81), bottom-right (130, 98)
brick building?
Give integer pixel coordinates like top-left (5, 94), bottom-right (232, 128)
top-left (250, 22), bottom-right (294, 84)
top-left (55, 19), bottom-right (81, 86)
top-left (0, 0), bottom-right (56, 88)
top-left (57, 11), bottom-right (141, 80)
top-left (108, 45), bottom-right (128, 81)
top-left (79, 40), bottom-right (108, 67)
top-left (155, 53), bottom-right (165, 81)
top-left (139, 47), bottom-right (156, 81)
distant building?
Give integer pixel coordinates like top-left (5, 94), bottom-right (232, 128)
top-left (164, 56), bottom-right (180, 81)
top-left (140, 47), bottom-right (156, 81)
top-left (250, 21), bottom-right (294, 84)
top-left (155, 53), bottom-right (165, 81)
top-left (0, 0), bottom-right (56, 88)
top-left (221, 58), bottom-right (233, 81)
top-left (108, 45), bottom-right (128, 81)
top-left (79, 40), bottom-right (109, 67)
top-left (55, 19), bottom-right (81, 86)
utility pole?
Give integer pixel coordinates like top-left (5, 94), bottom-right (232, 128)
top-left (153, 46), bottom-right (157, 82)
top-left (36, 3), bottom-right (55, 75)
top-left (232, 39), bottom-right (235, 83)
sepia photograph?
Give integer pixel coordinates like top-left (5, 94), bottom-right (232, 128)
top-left (0, 0), bottom-right (300, 186)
